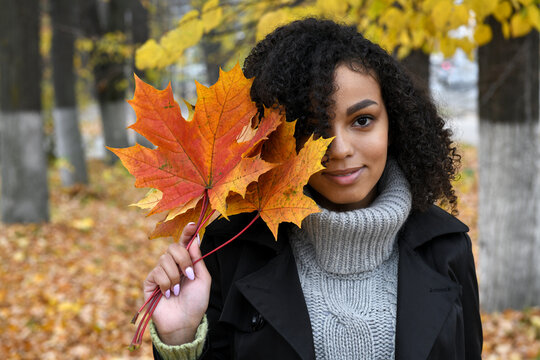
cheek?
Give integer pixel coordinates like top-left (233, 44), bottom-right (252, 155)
top-left (307, 171), bottom-right (328, 196)
top-left (363, 129), bottom-right (389, 161)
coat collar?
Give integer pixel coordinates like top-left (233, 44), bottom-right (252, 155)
top-left (400, 205), bottom-right (469, 249)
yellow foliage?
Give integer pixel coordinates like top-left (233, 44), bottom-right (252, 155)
top-left (179, 9), bottom-right (200, 25)
top-left (421, 0), bottom-right (439, 13)
top-left (316, 0), bottom-right (348, 16)
top-left (135, 39), bottom-right (168, 69)
top-left (465, 0), bottom-right (498, 20)
top-left (450, 4), bottom-right (471, 28)
top-left (367, 0), bottom-right (388, 19)
top-left (456, 38), bottom-right (475, 59)
top-left (202, 0), bottom-right (223, 32)
top-left (75, 38), bottom-right (94, 52)
top-left (363, 23), bottom-right (384, 46)
top-left (431, 0), bottom-right (453, 30)
top-left (396, 45), bottom-right (411, 59)
top-left (494, 1), bottom-right (513, 22)
top-left (439, 37), bottom-right (456, 58)
top-left (510, 11), bottom-right (532, 36)
top-left (501, 20), bottom-right (511, 37)
top-left (526, 4), bottom-right (540, 31)
top-left (410, 29), bottom-right (425, 48)
top-left (257, 10), bottom-right (292, 41)
top-left (380, 8), bottom-right (405, 30)
top-left (162, 18), bottom-right (204, 56)
top-left (256, 6), bottom-right (321, 41)
top-left (399, 30), bottom-right (411, 48)
top-left (474, 23), bottom-right (493, 45)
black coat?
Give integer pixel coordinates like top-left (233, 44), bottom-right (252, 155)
top-left (154, 205), bottom-right (482, 359)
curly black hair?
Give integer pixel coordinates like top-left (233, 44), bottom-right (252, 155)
top-left (243, 18), bottom-right (460, 213)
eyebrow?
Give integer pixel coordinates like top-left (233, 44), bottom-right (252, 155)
top-left (346, 99), bottom-right (378, 116)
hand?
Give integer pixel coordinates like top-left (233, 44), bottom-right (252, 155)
top-left (144, 222), bottom-right (211, 345)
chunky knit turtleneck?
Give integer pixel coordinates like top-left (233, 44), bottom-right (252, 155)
top-left (296, 159), bottom-right (412, 274)
top-left (289, 159), bottom-right (412, 359)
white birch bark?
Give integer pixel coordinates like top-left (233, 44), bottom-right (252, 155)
top-left (100, 100), bottom-right (130, 163)
top-left (0, 111), bottom-right (49, 222)
top-left (478, 120), bottom-right (540, 311)
top-left (53, 107), bottom-right (88, 186)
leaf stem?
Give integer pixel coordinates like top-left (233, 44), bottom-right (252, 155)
top-left (194, 212), bottom-right (260, 265)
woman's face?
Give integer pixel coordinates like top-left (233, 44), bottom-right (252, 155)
top-left (307, 64), bottom-right (389, 211)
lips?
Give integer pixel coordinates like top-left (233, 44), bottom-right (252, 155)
top-left (322, 167), bottom-right (364, 185)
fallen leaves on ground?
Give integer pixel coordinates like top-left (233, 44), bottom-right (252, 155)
top-left (0, 161), bottom-right (162, 359)
top-left (0, 145), bottom-right (538, 359)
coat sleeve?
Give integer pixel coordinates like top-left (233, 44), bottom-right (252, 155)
top-left (455, 233), bottom-right (483, 359)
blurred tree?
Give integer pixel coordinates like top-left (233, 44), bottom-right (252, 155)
top-left (478, 16), bottom-right (539, 311)
top-left (0, 0), bottom-right (50, 222)
top-left (82, 0), bottom-right (131, 164)
top-left (127, 0), bottom-right (154, 148)
top-left (399, 49), bottom-right (430, 91)
top-left (51, 0), bottom-right (89, 186)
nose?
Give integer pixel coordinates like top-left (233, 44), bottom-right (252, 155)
top-left (327, 130), bottom-right (353, 160)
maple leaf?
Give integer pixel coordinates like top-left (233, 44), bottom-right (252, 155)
top-left (149, 197), bottom-right (219, 242)
top-left (226, 119), bottom-right (333, 239)
top-left (108, 64), bottom-right (282, 218)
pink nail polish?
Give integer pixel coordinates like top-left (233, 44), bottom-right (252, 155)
top-left (173, 283), bottom-right (180, 296)
top-left (196, 233), bottom-right (200, 245)
top-left (165, 289), bottom-right (171, 299)
top-left (186, 266), bottom-right (195, 280)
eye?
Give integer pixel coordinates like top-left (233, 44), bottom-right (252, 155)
top-left (353, 116), bottom-right (373, 128)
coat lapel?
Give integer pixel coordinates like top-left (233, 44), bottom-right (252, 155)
top-left (395, 206), bottom-right (467, 359)
top-left (234, 241), bottom-right (315, 360)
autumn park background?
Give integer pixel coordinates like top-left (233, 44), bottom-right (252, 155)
top-left (1, 0), bottom-right (540, 358)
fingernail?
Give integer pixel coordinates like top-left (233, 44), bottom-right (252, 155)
top-left (187, 222), bottom-right (195, 226)
top-left (185, 266), bottom-right (195, 280)
top-left (173, 283), bottom-right (180, 296)
top-left (165, 289), bottom-right (171, 299)
top-left (196, 233), bottom-right (200, 245)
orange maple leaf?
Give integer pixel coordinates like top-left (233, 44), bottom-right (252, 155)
top-left (150, 197), bottom-right (219, 242)
top-left (226, 119), bottom-right (333, 239)
top-left (108, 64), bottom-right (282, 218)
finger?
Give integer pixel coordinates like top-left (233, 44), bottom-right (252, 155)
top-left (160, 252), bottom-right (186, 292)
top-left (179, 222), bottom-right (198, 248)
top-left (188, 236), bottom-right (210, 282)
top-left (167, 243), bottom-right (195, 281)
top-left (144, 266), bottom-right (172, 299)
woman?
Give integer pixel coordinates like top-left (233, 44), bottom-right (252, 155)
top-left (144, 18), bottom-right (482, 359)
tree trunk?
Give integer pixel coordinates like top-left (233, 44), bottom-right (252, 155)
top-left (51, 0), bottom-right (88, 186)
top-left (201, 37), bottom-right (222, 85)
top-left (128, 0), bottom-right (153, 148)
top-left (0, 0), bottom-right (49, 222)
top-left (91, 0), bottom-right (131, 163)
top-left (399, 49), bottom-right (430, 92)
top-left (478, 17), bottom-right (540, 311)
